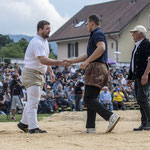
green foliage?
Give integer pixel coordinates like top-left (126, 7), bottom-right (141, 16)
top-left (0, 42), bottom-right (25, 58)
top-left (0, 37), bottom-right (29, 58)
top-left (17, 38), bottom-right (29, 53)
top-left (0, 34), bottom-right (13, 49)
top-left (49, 44), bottom-right (57, 59)
top-left (49, 52), bottom-right (57, 59)
top-left (0, 34), bottom-right (57, 59)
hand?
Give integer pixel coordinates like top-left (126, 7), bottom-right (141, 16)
top-left (61, 61), bottom-right (70, 67)
top-left (63, 59), bottom-right (72, 67)
top-left (80, 61), bottom-right (89, 70)
top-left (141, 74), bottom-right (148, 85)
top-left (126, 80), bottom-right (132, 86)
top-left (63, 59), bottom-right (72, 64)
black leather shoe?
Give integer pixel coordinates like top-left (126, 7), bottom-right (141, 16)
top-left (17, 122), bottom-right (29, 133)
top-left (133, 125), bottom-right (144, 131)
top-left (143, 122), bottom-right (150, 130)
top-left (29, 128), bottom-right (47, 134)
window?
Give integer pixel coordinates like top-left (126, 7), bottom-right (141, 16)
top-left (148, 15), bottom-right (150, 29)
top-left (74, 21), bottom-right (85, 28)
top-left (68, 42), bottom-right (78, 58)
top-left (111, 43), bottom-right (113, 49)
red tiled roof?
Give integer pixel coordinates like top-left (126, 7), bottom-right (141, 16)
top-left (49, 0), bottom-right (150, 42)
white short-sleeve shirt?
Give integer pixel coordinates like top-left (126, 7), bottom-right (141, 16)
top-left (24, 34), bottom-right (49, 74)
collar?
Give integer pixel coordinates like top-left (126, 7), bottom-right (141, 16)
top-left (36, 34), bottom-right (47, 42)
top-left (91, 27), bottom-right (101, 34)
top-left (135, 38), bottom-right (144, 47)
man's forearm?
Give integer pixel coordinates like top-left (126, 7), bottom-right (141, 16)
top-left (40, 57), bottom-right (62, 66)
top-left (69, 54), bottom-right (87, 64)
top-left (86, 47), bottom-right (105, 64)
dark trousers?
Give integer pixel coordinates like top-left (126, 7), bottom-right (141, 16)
top-left (113, 101), bottom-right (125, 110)
top-left (84, 85), bottom-right (113, 128)
top-left (75, 94), bottom-right (82, 111)
top-left (134, 78), bottom-right (150, 126)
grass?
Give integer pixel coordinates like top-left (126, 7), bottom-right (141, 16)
top-left (0, 113), bottom-right (53, 122)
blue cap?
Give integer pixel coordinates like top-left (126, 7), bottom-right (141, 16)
top-left (116, 88), bottom-right (120, 91)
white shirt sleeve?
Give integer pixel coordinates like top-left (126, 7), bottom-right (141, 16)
top-left (33, 41), bottom-right (47, 58)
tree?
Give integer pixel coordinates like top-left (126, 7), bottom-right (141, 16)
top-left (49, 44), bottom-right (57, 59)
top-left (0, 38), bottom-right (29, 58)
top-left (17, 38), bottom-right (29, 53)
top-left (0, 43), bottom-right (25, 58)
top-left (0, 34), bottom-right (13, 49)
top-left (49, 52), bottom-right (57, 59)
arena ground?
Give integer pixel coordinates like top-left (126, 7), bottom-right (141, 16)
top-left (0, 110), bottom-right (150, 150)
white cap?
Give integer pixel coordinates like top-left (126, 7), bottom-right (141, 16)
top-left (130, 25), bottom-right (147, 34)
top-left (103, 86), bottom-right (108, 89)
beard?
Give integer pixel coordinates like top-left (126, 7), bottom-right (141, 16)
top-left (42, 32), bottom-right (49, 39)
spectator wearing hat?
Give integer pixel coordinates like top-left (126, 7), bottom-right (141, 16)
top-left (100, 86), bottom-right (113, 111)
top-left (127, 25), bottom-right (150, 131)
top-left (45, 85), bottom-right (55, 112)
top-left (114, 66), bottom-right (120, 77)
top-left (112, 87), bottom-right (125, 110)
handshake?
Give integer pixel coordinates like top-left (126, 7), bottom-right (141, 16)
top-left (60, 59), bottom-right (89, 69)
top-left (60, 59), bottom-right (72, 68)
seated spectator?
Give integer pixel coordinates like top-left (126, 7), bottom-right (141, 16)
top-left (68, 88), bottom-right (75, 110)
top-left (46, 85), bottom-right (56, 112)
top-left (122, 66), bottom-right (128, 78)
top-left (114, 66), bottom-right (120, 76)
top-left (6, 63), bottom-right (14, 73)
top-left (118, 73), bottom-right (127, 86)
top-left (0, 86), bottom-right (10, 115)
top-left (3, 75), bottom-right (10, 92)
top-left (54, 66), bottom-right (61, 75)
top-left (113, 88), bottom-right (126, 110)
top-left (62, 73), bottom-right (71, 87)
top-left (52, 78), bottom-right (62, 94)
top-left (14, 63), bottom-right (22, 76)
top-left (0, 62), bottom-right (5, 72)
top-left (38, 90), bottom-right (50, 114)
top-left (0, 69), bottom-right (4, 82)
top-left (62, 67), bottom-right (70, 74)
top-left (100, 86), bottom-right (113, 111)
top-left (55, 85), bottom-right (72, 111)
top-left (124, 82), bottom-right (135, 101)
top-left (64, 83), bottom-right (70, 98)
top-left (70, 65), bottom-right (77, 75)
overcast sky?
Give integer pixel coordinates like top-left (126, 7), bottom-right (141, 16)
top-left (0, 0), bottom-right (113, 36)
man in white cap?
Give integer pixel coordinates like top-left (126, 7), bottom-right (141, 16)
top-left (127, 25), bottom-right (150, 131)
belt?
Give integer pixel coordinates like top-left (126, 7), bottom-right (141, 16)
top-left (24, 68), bottom-right (45, 75)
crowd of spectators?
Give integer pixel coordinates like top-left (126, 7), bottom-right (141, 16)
top-left (0, 62), bottom-right (136, 119)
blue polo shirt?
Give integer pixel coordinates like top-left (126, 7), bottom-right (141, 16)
top-left (87, 27), bottom-right (108, 63)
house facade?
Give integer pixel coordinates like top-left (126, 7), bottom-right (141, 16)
top-left (49, 0), bottom-right (150, 64)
